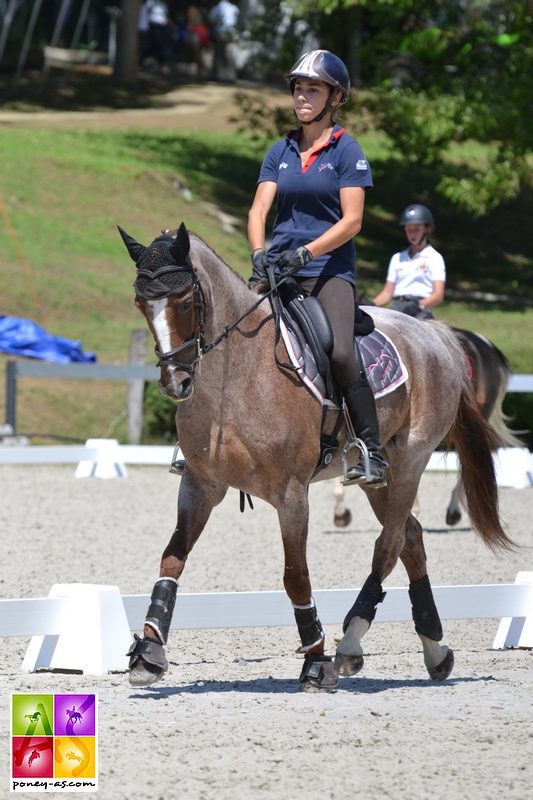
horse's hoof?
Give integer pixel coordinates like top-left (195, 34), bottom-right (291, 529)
top-left (127, 634), bottom-right (168, 687)
top-left (334, 652), bottom-right (364, 677)
top-left (299, 655), bottom-right (339, 693)
top-left (334, 509), bottom-right (352, 528)
top-left (446, 508), bottom-right (461, 526)
top-left (428, 648), bottom-right (454, 681)
top-left (128, 660), bottom-right (167, 687)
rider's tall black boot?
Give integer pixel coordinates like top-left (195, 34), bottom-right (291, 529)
top-left (343, 377), bottom-right (388, 488)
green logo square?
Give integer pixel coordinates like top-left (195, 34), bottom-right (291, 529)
top-left (12, 694), bottom-right (54, 736)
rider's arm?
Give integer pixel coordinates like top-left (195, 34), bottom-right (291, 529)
top-left (248, 181), bottom-right (277, 253)
top-left (419, 279), bottom-right (445, 310)
top-left (373, 281), bottom-right (395, 307)
top-left (301, 186), bottom-right (365, 259)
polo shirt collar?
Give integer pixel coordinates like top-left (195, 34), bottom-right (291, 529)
top-left (287, 123), bottom-right (345, 150)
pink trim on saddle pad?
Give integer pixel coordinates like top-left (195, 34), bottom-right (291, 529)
top-left (280, 318), bottom-right (409, 404)
top-left (280, 318), bottom-right (326, 403)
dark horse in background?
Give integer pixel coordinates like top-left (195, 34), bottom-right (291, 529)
top-left (445, 329), bottom-right (522, 524)
top-left (119, 223), bottom-right (513, 692)
top-left (333, 327), bottom-right (522, 529)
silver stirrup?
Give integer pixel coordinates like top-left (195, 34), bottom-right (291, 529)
top-left (169, 441), bottom-right (185, 475)
top-left (340, 400), bottom-right (382, 486)
top-left (341, 438), bottom-right (371, 486)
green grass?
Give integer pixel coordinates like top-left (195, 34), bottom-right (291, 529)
top-left (0, 120), bottom-right (531, 443)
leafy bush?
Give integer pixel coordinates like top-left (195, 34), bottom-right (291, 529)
top-left (142, 382), bottom-right (177, 443)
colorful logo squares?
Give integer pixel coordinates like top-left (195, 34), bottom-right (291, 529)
top-left (11, 693), bottom-right (97, 793)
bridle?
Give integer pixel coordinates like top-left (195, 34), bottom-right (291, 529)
top-left (135, 257), bottom-right (289, 378)
top-left (135, 259), bottom-right (206, 376)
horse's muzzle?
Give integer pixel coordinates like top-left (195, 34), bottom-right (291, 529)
top-left (159, 372), bottom-right (194, 401)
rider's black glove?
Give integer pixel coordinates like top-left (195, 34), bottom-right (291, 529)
top-left (248, 248), bottom-right (269, 287)
top-left (277, 246), bottom-right (313, 276)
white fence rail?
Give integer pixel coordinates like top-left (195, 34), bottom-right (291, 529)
top-left (1, 574), bottom-right (532, 674)
top-left (1, 440), bottom-right (531, 487)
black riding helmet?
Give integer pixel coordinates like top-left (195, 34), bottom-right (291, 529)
top-left (287, 50), bottom-right (350, 124)
top-left (399, 204), bottom-right (435, 229)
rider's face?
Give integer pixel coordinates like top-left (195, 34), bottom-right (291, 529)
top-left (292, 78), bottom-right (338, 121)
top-left (404, 224), bottom-right (428, 246)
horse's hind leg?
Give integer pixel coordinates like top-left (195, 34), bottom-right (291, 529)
top-left (277, 483), bottom-right (338, 692)
top-left (333, 479), bottom-right (352, 528)
top-left (334, 486), bottom-right (398, 677)
top-left (446, 475), bottom-right (463, 526)
top-left (128, 473), bottom-right (227, 687)
top-left (400, 514), bottom-right (454, 681)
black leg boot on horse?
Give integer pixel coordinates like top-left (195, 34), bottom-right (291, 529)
top-left (342, 374), bottom-right (388, 488)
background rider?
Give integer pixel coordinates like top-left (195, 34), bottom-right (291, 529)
top-left (372, 204), bottom-right (446, 320)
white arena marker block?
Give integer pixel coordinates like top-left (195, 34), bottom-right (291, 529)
top-left (75, 438), bottom-right (127, 479)
top-left (493, 448), bottom-right (533, 489)
top-left (22, 584), bottom-right (133, 674)
top-left (492, 572), bottom-right (533, 650)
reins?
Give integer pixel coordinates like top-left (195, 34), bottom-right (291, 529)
top-left (201, 272), bottom-right (291, 355)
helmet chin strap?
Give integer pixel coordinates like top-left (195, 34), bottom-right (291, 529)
top-left (408, 230), bottom-right (428, 256)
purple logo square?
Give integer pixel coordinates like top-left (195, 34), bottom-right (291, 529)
top-left (54, 694), bottom-right (96, 736)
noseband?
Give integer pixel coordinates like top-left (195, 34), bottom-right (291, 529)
top-left (135, 260), bottom-right (206, 375)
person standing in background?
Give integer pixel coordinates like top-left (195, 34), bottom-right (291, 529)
top-left (209, 0), bottom-right (239, 81)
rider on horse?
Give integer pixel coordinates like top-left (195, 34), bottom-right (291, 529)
top-left (372, 204), bottom-right (446, 320)
top-left (247, 50), bottom-right (388, 487)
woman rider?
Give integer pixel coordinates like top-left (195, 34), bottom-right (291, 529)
top-left (247, 49), bottom-right (387, 487)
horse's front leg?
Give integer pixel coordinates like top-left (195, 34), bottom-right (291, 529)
top-left (128, 472), bottom-right (227, 687)
top-left (277, 483), bottom-right (339, 692)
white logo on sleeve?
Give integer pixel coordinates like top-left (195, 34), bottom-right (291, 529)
top-left (356, 159), bottom-right (368, 170)
top-left (279, 162), bottom-right (288, 170)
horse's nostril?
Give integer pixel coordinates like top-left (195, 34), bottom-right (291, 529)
top-left (181, 377), bottom-right (193, 397)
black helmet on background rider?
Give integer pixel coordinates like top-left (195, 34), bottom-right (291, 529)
top-left (399, 204), bottom-right (435, 229)
top-left (287, 50), bottom-right (350, 124)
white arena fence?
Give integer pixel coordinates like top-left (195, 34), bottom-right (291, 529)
top-left (1, 372), bottom-right (531, 483)
top-left (0, 437), bottom-right (531, 486)
top-left (0, 575), bottom-right (532, 674)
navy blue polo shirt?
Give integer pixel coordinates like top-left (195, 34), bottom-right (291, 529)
top-left (258, 124), bottom-right (373, 283)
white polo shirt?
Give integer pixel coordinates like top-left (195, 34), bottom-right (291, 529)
top-left (386, 244), bottom-right (446, 298)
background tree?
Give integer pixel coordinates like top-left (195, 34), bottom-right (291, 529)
top-left (280, 0), bottom-right (533, 215)
top-left (114, 0), bottom-right (141, 86)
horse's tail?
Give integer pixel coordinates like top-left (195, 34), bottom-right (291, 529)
top-left (447, 383), bottom-right (515, 551)
top-left (487, 344), bottom-right (524, 448)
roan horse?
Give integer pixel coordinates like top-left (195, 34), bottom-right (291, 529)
top-left (333, 327), bottom-right (522, 529)
top-left (119, 223), bottom-right (513, 692)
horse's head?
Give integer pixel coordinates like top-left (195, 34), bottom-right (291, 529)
top-left (119, 222), bottom-right (204, 401)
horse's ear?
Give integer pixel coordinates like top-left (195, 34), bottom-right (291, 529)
top-left (117, 226), bottom-right (146, 263)
top-left (170, 222), bottom-right (190, 263)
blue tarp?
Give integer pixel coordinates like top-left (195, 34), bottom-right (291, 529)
top-left (0, 316), bottom-right (96, 363)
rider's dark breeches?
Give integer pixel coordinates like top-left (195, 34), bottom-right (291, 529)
top-left (296, 276), bottom-right (361, 388)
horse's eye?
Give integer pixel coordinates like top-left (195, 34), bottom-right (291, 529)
top-left (183, 298), bottom-right (193, 311)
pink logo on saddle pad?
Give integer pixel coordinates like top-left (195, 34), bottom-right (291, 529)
top-left (280, 320), bottom-right (408, 404)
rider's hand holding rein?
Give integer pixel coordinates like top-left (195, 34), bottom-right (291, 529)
top-left (249, 247), bottom-right (269, 288)
top-left (277, 246), bottom-right (313, 276)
